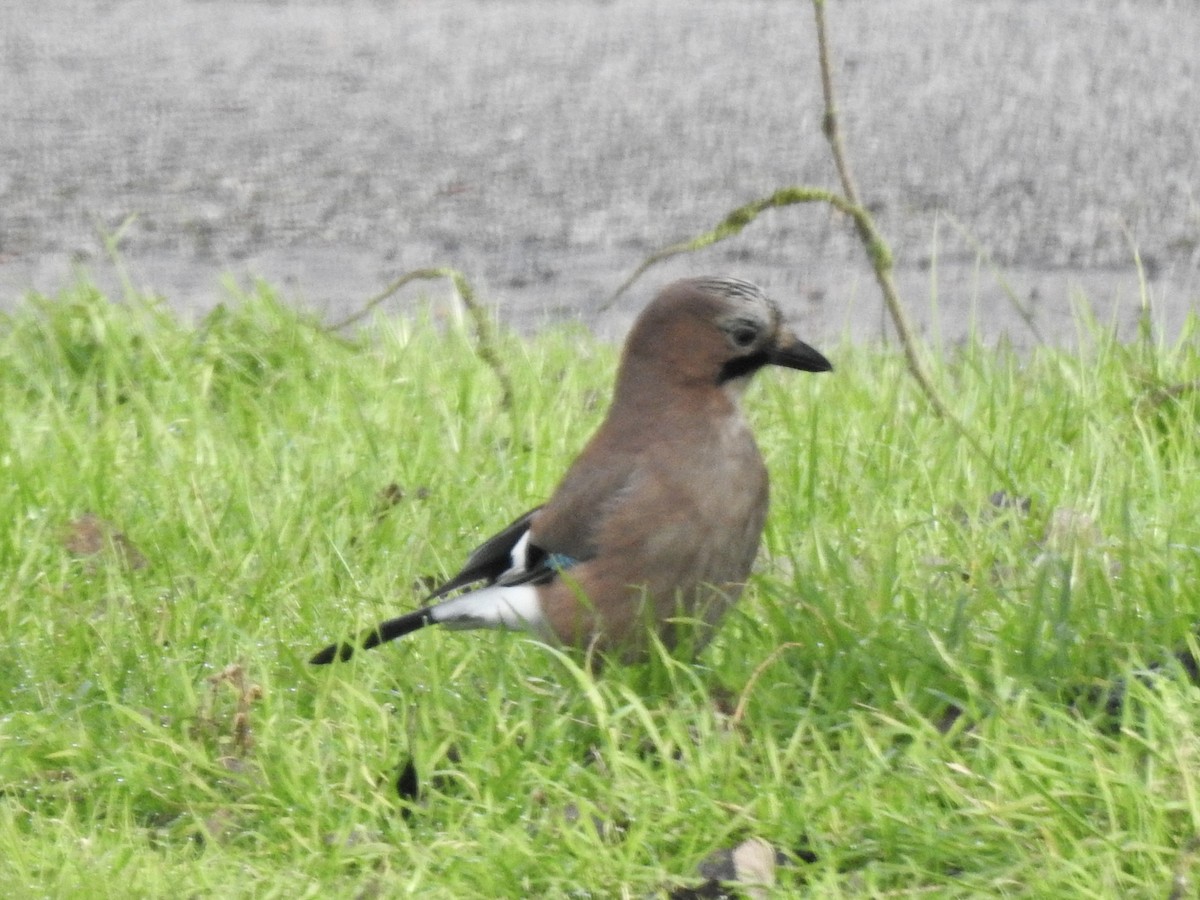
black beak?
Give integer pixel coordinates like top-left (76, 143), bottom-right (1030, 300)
top-left (768, 331), bottom-right (833, 373)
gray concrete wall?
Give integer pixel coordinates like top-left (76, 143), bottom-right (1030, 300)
top-left (2, 0), bottom-right (1197, 346)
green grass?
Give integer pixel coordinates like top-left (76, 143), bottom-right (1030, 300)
top-left (2, 279), bottom-right (1199, 897)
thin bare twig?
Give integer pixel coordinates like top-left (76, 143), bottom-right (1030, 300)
top-left (328, 267), bottom-right (456, 331)
top-left (329, 266), bottom-right (514, 410)
top-left (939, 212), bottom-right (1045, 345)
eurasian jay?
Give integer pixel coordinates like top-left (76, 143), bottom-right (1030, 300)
top-left (310, 276), bottom-right (831, 666)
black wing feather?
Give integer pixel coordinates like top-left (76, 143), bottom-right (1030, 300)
top-left (427, 507), bottom-right (542, 599)
top-left (309, 506), bottom-right (595, 665)
top-left (310, 507), bottom-right (546, 665)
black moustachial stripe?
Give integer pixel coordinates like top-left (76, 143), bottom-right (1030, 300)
top-left (717, 351), bottom-right (769, 384)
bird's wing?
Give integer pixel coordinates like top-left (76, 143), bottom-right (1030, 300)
top-left (310, 438), bottom-right (632, 666)
top-left (309, 505), bottom-right (589, 665)
top-left (426, 505), bottom-right (585, 599)
top-left (527, 432), bottom-right (641, 564)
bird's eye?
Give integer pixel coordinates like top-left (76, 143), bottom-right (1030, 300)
top-left (731, 326), bottom-right (757, 348)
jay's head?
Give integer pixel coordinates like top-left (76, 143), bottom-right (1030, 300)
top-left (620, 276), bottom-right (832, 398)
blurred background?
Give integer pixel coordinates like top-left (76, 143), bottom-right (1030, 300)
top-left (1, 0), bottom-right (1197, 346)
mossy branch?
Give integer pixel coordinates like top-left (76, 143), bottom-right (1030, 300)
top-left (330, 266), bottom-right (514, 410)
top-left (606, 0), bottom-right (1013, 490)
top-left (810, 0), bottom-right (1010, 487)
top-left (603, 187), bottom-right (864, 309)
top-left (444, 269), bottom-right (516, 411)
top-left (811, 0), bottom-right (936, 411)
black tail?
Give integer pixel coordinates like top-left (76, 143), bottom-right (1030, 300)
top-left (309, 607), bottom-right (436, 665)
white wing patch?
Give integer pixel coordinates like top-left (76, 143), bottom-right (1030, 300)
top-left (428, 584), bottom-right (555, 642)
top-left (504, 528), bottom-right (533, 579)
